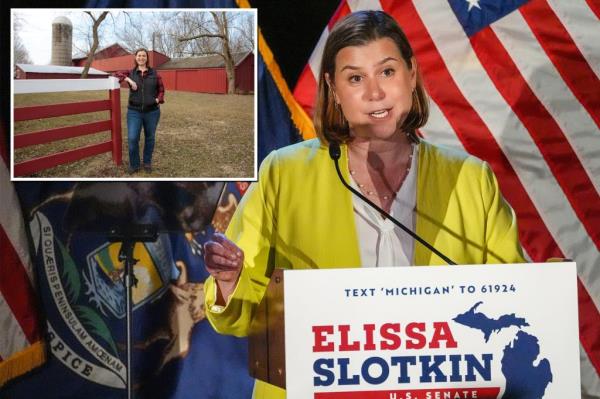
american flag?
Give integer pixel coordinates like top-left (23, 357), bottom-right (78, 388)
top-left (0, 129), bottom-right (45, 386)
top-left (292, 0), bottom-right (600, 397)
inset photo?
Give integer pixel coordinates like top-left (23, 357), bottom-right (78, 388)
top-left (11, 9), bottom-right (257, 180)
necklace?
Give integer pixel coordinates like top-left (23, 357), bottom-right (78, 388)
top-left (349, 143), bottom-right (415, 201)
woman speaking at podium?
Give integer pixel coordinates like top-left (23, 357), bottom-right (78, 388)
top-left (203, 10), bottom-right (525, 398)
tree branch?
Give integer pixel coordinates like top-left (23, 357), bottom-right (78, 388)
top-left (178, 33), bottom-right (225, 42)
top-left (81, 11), bottom-right (109, 79)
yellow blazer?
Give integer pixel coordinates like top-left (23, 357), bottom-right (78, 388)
top-left (205, 138), bottom-right (525, 398)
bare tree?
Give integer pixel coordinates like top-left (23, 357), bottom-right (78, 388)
top-left (14, 36), bottom-right (32, 65)
top-left (13, 16), bottom-right (32, 66)
top-left (114, 11), bottom-right (151, 53)
top-left (150, 12), bottom-right (188, 58)
top-left (231, 13), bottom-right (254, 53)
top-left (178, 11), bottom-right (243, 94)
top-left (72, 14), bottom-right (94, 57)
top-left (81, 11), bottom-right (109, 78)
top-left (211, 12), bottom-right (235, 94)
top-left (108, 11), bottom-right (255, 60)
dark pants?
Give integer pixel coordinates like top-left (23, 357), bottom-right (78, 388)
top-left (126, 108), bottom-right (161, 169)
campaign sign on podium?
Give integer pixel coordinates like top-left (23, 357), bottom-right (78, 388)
top-left (284, 263), bottom-right (580, 399)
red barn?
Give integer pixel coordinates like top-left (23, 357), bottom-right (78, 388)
top-left (232, 51), bottom-right (254, 93)
top-left (73, 43), bottom-right (170, 74)
top-left (69, 44), bottom-right (254, 94)
top-left (15, 64), bottom-right (109, 79)
top-left (157, 51), bottom-right (254, 94)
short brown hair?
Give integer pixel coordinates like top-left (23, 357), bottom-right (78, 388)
top-left (313, 11), bottom-right (428, 145)
top-left (133, 48), bottom-right (151, 69)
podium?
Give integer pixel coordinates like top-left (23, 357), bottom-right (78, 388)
top-left (248, 268), bottom-right (286, 389)
top-left (245, 264), bottom-right (580, 398)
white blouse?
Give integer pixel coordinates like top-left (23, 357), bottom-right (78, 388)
top-left (350, 144), bottom-right (419, 267)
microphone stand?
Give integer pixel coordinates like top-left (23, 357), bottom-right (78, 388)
top-left (62, 181), bottom-right (227, 398)
top-left (108, 224), bottom-right (158, 399)
top-left (329, 143), bottom-right (456, 265)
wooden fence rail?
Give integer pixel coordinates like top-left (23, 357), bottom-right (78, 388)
top-left (13, 77), bottom-right (122, 177)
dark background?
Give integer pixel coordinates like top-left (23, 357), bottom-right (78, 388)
top-left (250, 1), bottom-right (339, 87)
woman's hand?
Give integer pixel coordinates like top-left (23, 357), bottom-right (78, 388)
top-left (155, 98), bottom-right (159, 104)
top-left (126, 77), bottom-right (138, 91)
top-left (204, 233), bottom-right (244, 306)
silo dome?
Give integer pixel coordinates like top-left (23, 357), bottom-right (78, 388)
top-left (51, 16), bottom-right (73, 66)
top-left (52, 16), bottom-right (72, 26)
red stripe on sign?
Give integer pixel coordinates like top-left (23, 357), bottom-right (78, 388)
top-left (293, 63), bottom-right (319, 118)
top-left (328, 1), bottom-right (352, 31)
top-left (0, 226), bottom-right (39, 343)
top-left (520, 0), bottom-right (600, 129)
top-left (585, 0), bottom-right (600, 20)
top-left (470, 27), bottom-right (600, 249)
top-left (384, 0), bottom-right (561, 262)
top-left (315, 387), bottom-right (501, 399)
top-left (579, 279), bottom-right (600, 375)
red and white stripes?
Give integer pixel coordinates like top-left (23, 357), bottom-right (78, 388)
top-left (0, 131), bottom-right (44, 385)
top-left (292, 0), bottom-right (600, 396)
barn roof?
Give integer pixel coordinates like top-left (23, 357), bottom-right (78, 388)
top-left (72, 43), bottom-right (130, 60)
top-left (157, 51), bottom-right (252, 70)
top-left (16, 64), bottom-right (109, 75)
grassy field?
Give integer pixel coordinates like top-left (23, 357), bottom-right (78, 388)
top-left (13, 89), bottom-right (255, 178)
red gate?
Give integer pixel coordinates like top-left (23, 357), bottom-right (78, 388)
top-left (13, 77), bottom-right (122, 177)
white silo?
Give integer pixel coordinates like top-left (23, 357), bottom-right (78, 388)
top-left (51, 16), bottom-right (72, 66)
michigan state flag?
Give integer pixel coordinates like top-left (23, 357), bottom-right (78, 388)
top-left (3, 182), bottom-right (253, 398)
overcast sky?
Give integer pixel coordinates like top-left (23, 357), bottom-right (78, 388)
top-left (12, 9), bottom-right (120, 65)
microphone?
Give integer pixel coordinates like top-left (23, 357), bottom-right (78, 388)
top-left (328, 142), bottom-right (456, 265)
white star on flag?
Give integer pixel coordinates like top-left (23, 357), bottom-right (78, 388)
top-left (466, 0), bottom-right (482, 11)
